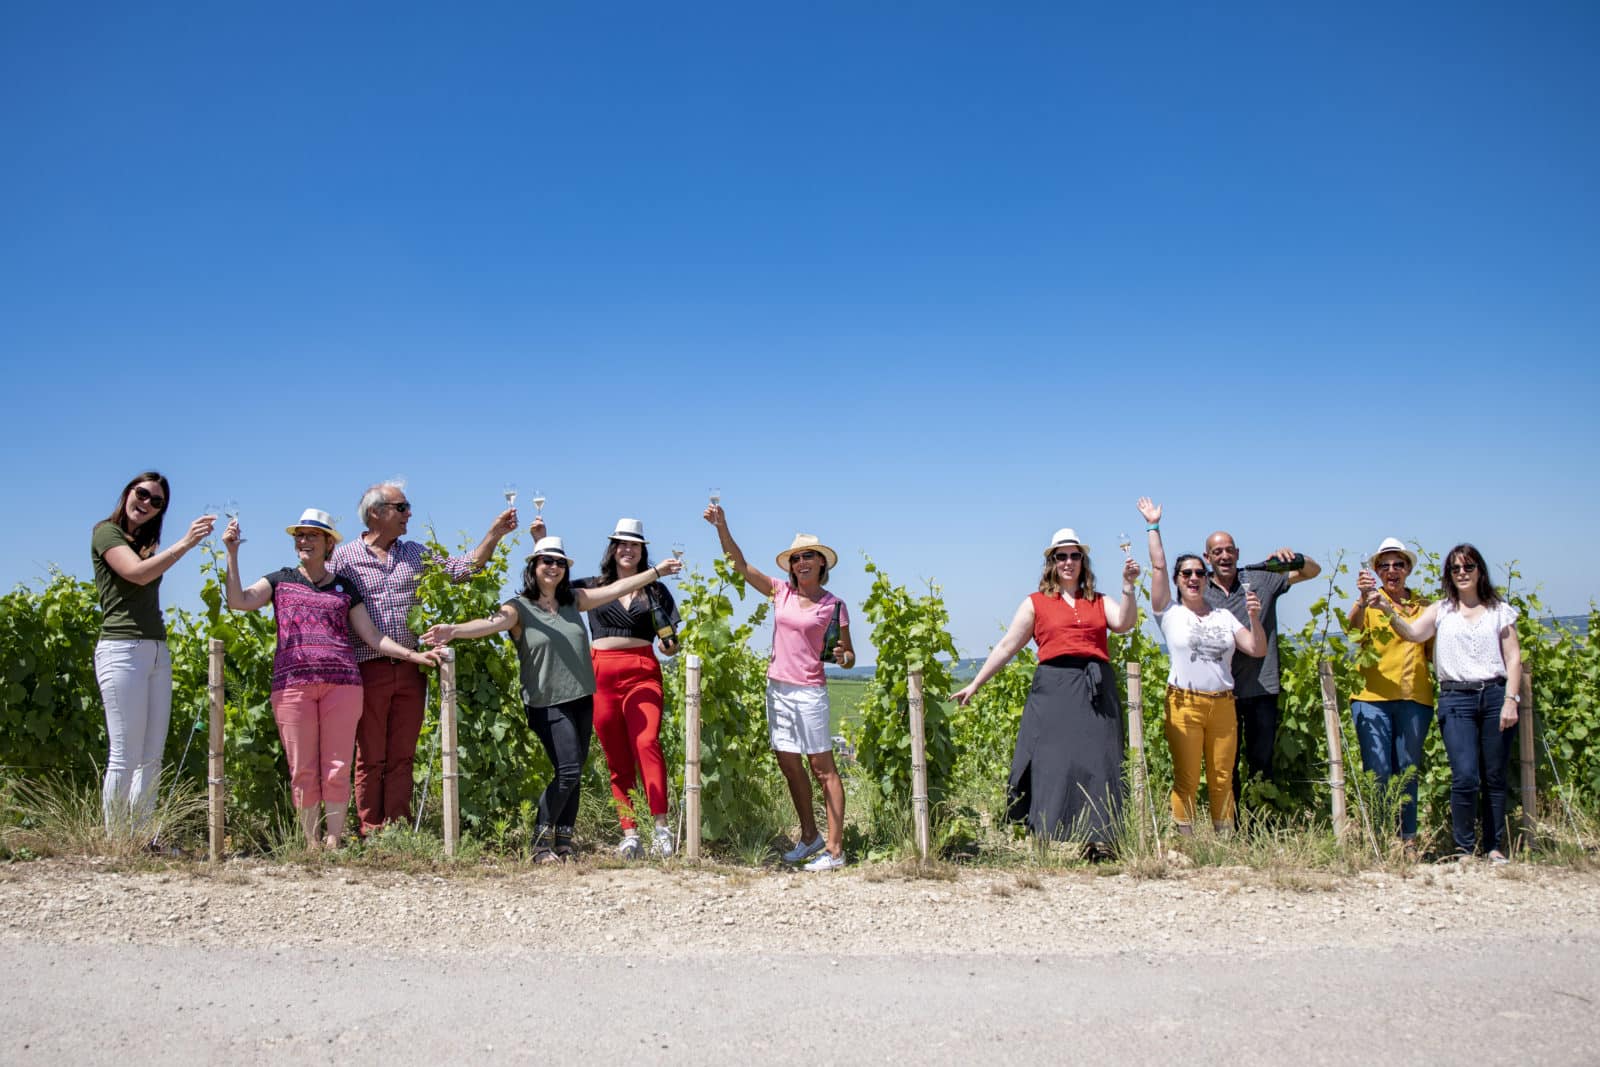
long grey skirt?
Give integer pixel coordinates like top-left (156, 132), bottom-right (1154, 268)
top-left (1007, 658), bottom-right (1124, 843)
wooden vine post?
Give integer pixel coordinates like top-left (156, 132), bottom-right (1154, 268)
top-left (439, 648), bottom-right (460, 857)
top-left (684, 654), bottom-right (703, 861)
top-left (1317, 660), bottom-right (1347, 838)
top-left (907, 668), bottom-right (931, 861)
top-left (1125, 660), bottom-right (1149, 838)
top-left (207, 639), bottom-right (225, 863)
top-left (1519, 671), bottom-right (1537, 845)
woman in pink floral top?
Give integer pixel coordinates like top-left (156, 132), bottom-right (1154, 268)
top-left (224, 509), bottom-right (439, 850)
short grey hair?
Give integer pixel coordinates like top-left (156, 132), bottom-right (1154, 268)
top-left (358, 479), bottom-right (408, 528)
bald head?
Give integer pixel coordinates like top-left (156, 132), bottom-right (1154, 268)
top-left (1206, 530), bottom-right (1239, 580)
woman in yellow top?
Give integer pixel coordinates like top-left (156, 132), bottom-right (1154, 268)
top-left (1346, 537), bottom-right (1433, 844)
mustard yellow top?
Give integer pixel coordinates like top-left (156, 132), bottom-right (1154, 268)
top-left (1354, 594), bottom-right (1434, 704)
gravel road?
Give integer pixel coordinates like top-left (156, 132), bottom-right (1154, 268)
top-left (3, 859), bottom-right (1597, 1064)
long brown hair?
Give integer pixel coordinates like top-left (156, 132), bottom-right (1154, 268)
top-left (598, 539), bottom-right (653, 585)
top-left (1038, 549), bottom-right (1098, 600)
top-left (98, 471), bottom-right (171, 560)
top-left (1442, 543), bottom-right (1500, 609)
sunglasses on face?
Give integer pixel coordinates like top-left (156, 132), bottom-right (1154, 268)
top-left (379, 501), bottom-right (412, 514)
top-left (1450, 562), bottom-right (1478, 575)
top-left (791, 551), bottom-right (823, 562)
top-left (132, 486), bottom-right (166, 510)
top-left (536, 556), bottom-right (567, 568)
top-left (1052, 551), bottom-right (1084, 563)
top-left (1177, 568), bottom-right (1207, 579)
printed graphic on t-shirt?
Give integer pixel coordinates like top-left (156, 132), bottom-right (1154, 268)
top-left (1188, 612), bottom-right (1236, 664)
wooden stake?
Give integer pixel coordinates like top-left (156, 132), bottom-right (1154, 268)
top-left (1519, 671), bottom-right (1537, 845)
top-left (1318, 659), bottom-right (1347, 838)
top-left (1126, 661), bottom-right (1150, 845)
top-left (684, 655), bottom-right (702, 861)
top-left (207, 639), bottom-right (225, 864)
top-left (440, 648), bottom-right (459, 858)
top-left (907, 669), bottom-right (930, 861)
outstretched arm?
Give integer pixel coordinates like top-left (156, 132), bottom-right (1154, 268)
top-left (1104, 556), bottom-right (1142, 633)
top-left (1381, 600), bottom-right (1439, 644)
top-left (421, 602), bottom-right (520, 645)
top-left (703, 505), bottom-right (775, 597)
top-left (951, 598), bottom-right (1036, 705)
top-left (573, 559), bottom-right (684, 612)
top-left (1139, 498), bottom-right (1171, 615)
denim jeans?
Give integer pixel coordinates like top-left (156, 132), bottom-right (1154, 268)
top-left (526, 696), bottom-right (595, 841)
top-left (1437, 683), bottom-right (1514, 855)
top-left (1350, 699), bottom-right (1432, 838)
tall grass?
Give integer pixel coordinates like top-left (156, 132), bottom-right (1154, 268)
top-left (1, 772), bottom-right (208, 861)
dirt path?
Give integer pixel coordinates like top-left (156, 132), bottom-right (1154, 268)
top-left (3, 860), bottom-right (1598, 1063)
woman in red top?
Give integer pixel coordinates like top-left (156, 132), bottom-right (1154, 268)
top-left (953, 528), bottom-right (1140, 852)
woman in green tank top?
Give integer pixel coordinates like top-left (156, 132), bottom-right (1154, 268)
top-left (422, 535), bottom-right (682, 861)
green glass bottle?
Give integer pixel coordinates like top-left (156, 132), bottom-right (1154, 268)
top-left (820, 602), bottom-right (842, 663)
top-left (1241, 553), bottom-right (1306, 574)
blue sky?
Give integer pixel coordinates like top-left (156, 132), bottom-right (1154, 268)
top-left (3, 2), bottom-right (1596, 660)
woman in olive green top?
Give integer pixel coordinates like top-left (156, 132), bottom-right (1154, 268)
top-left (422, 536), bottom-right (681, 861)
top-left (90, 471), bottom-right (216, 835)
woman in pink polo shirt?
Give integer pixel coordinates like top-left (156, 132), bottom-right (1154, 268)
top-left (704, 505), bottom-right (855, 871)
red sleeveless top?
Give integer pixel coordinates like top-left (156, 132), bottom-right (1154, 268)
top-left (1030, 591), bottom-right (1109, 662)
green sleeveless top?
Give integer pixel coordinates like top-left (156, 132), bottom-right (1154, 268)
top-left (508, 597), bottom-right (595, 707)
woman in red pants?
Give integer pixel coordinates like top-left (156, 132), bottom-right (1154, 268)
top-left (574, 518), bottom-right (680, 858)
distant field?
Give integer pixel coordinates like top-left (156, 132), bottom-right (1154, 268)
top-left (826, 678), bottom-right (870, 732)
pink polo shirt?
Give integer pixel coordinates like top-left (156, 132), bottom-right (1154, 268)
top-left (768, 582), bottom-right (849, 688)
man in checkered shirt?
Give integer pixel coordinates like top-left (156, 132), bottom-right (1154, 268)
top-left (331, 479), bottom-right (517, 837)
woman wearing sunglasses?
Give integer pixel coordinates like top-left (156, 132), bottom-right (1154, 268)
top-left (224, 510), bottom-right (440, 851)
top-left (1374, 543), bottom-right (1521, 864)
top-left (1140, 499), bottom-right (1266, 835)
top-left (1346, 537), bottom-right (1434, 850)
top-left (90, 472), bottom-right (216, 836)
top-left (953, 526), bottom-right (1140, 855)
top-left (703, 505), bottom-right (855, 871)
top-left (421, 536), bottom-right (681, 862)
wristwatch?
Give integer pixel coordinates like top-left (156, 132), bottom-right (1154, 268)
top-left (1508, 692), bottom-right (1522, 704)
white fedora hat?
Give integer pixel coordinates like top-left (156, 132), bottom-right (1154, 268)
top-left (609, 518), bottom-right (648, 544)
top-left (528, 535), bottom-right (575, 564)
top-left (1367, 537), bottom-right (1418, 570)
top-left (1043, 527), bottom-right (1091, 558)
top-left (776, 533), bottom-right (839, 572)
top-left (285, 508), bottom-right (342, 543)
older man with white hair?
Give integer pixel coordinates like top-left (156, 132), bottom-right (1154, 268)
top-left (330, 480), bottom-right (517, 837)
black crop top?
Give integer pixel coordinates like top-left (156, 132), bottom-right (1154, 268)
top-left (571, 577), bottom-right (680, 641)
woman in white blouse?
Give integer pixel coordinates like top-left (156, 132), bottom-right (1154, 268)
top-left (1141, 499), bottom-right (1266, 834)
top-left (1378, 543), bottom-right (1522, 863)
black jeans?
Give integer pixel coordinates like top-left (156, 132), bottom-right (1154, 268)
top-left (1232, 693), bottom-right (1280, 804)
top-left (526, 696), bottom-right (595, 840)
top-left (1438, 682), bottom-right (1514, 855)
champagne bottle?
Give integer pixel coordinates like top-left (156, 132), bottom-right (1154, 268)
top-left (820, 602), bottom-right (842, 663)
top-left (648, 588), bottom-right (676, 641)
top-left (1241, 553), bottom-right (1305, 574)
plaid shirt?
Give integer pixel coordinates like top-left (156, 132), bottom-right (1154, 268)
top-left (330, 536), bottom-right (480, 661)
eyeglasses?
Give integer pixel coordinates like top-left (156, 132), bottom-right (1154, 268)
top-left (379, 501), bottom-right (412, 514)
top-left (1177, 568), bottom-right (1207, 579)
top-left (1376, 561), bottom-right (1409, 571)
top-left (536, 556), bottom-right (567, 568)
top-left (791, 551), bottom-right (823, 562)
top-left (1449, 562), bottom-right (1478, 575)
top-left (1052, 550), bottom-right (1084, 562)
top-left (132, 486), bottom-right (167, 510)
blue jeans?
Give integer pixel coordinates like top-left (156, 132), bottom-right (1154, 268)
top-left (1350, 699), bottom-right (1431, 838)
top-left (1437, 683), bottom-right (1514, 855)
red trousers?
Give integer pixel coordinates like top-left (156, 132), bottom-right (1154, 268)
top-left (591, 647), bottom-right (668, 830)
top-left (354, 658), bottom-right (426, 835)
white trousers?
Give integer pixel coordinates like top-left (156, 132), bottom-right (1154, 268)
top-left (93, 639), bottom-right (172, 832)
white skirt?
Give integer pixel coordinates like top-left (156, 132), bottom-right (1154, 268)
top-left (766, 679), bottom-right (832, 755)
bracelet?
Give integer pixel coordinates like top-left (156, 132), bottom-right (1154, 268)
top-left (1146, 524), bottom-right (1159, 532)
top-left (650, 566), bottom-right (658, 579)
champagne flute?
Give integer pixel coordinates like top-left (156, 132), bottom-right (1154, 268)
top-left (531, 490), bottom-right (546, 518)
top-left (1118, 531), bottom-right (1132, 559)
top-left (671, 541), bottom-right (685, 578)
top-left (502, 482), bottom-right (518, 509)
top-left (225, 500), bottom-right (245, 545)
top-left (708, 487), bottom-right (721, 508)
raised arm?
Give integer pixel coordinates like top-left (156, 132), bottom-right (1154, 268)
top-left (1381, 600), bottom-right (1439, 644)
top-left (222, 519), bottom-right (273, 612)
top-left (102, 514), bottom-right (216, 587)
top-left (951, 598), bottom-right (1036, 705)
top-left (1274, 547), bottom-right (1323, 586)
top-left (702, 505), bottom-right (775, 597)
top-left (1499, 621), bottom-right (1522, 729)
top-left (1104, 556), bottom-right (1142, 633)
top-left (1138, 498), bottom-right (1170, 614)
top-left (1346, 569), bottom-right (1379, 632)
top-left (421, 602), bottom-right (520, 646)
top-left (1233, 590), bottom-right (1270, 657)
top-left (573, 558), bottom-right (684, 612)
top-left (349, 604), bottom-right (442, 666)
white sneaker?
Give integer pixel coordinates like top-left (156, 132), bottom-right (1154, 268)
top-left (617, 835), bottom-right (643, 860)
top-left (802, 850), bottom-right (845, 872)
top-left (782, 836), bottom-right (825, 863)
top-left (651, 826), bottom-right (675, 858)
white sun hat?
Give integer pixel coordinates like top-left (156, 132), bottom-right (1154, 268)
top-left (1366, 536), bottom-right (1418, 570)
top-left (528, 535), bottom-right (575, 564)
top-left (1043, 528), bottom-right (1090, 558)
top-left (285, 508), bottom-right (342, 543)
top-left (776, 533), bottom-right (839, 572)
top-left (609, 518), bottom-right (648, 544)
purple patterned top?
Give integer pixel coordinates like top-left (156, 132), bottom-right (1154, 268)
top-left (330, 537), bottom-right (479, 662)
top-left (266, 569), bottom-right (365, 692)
